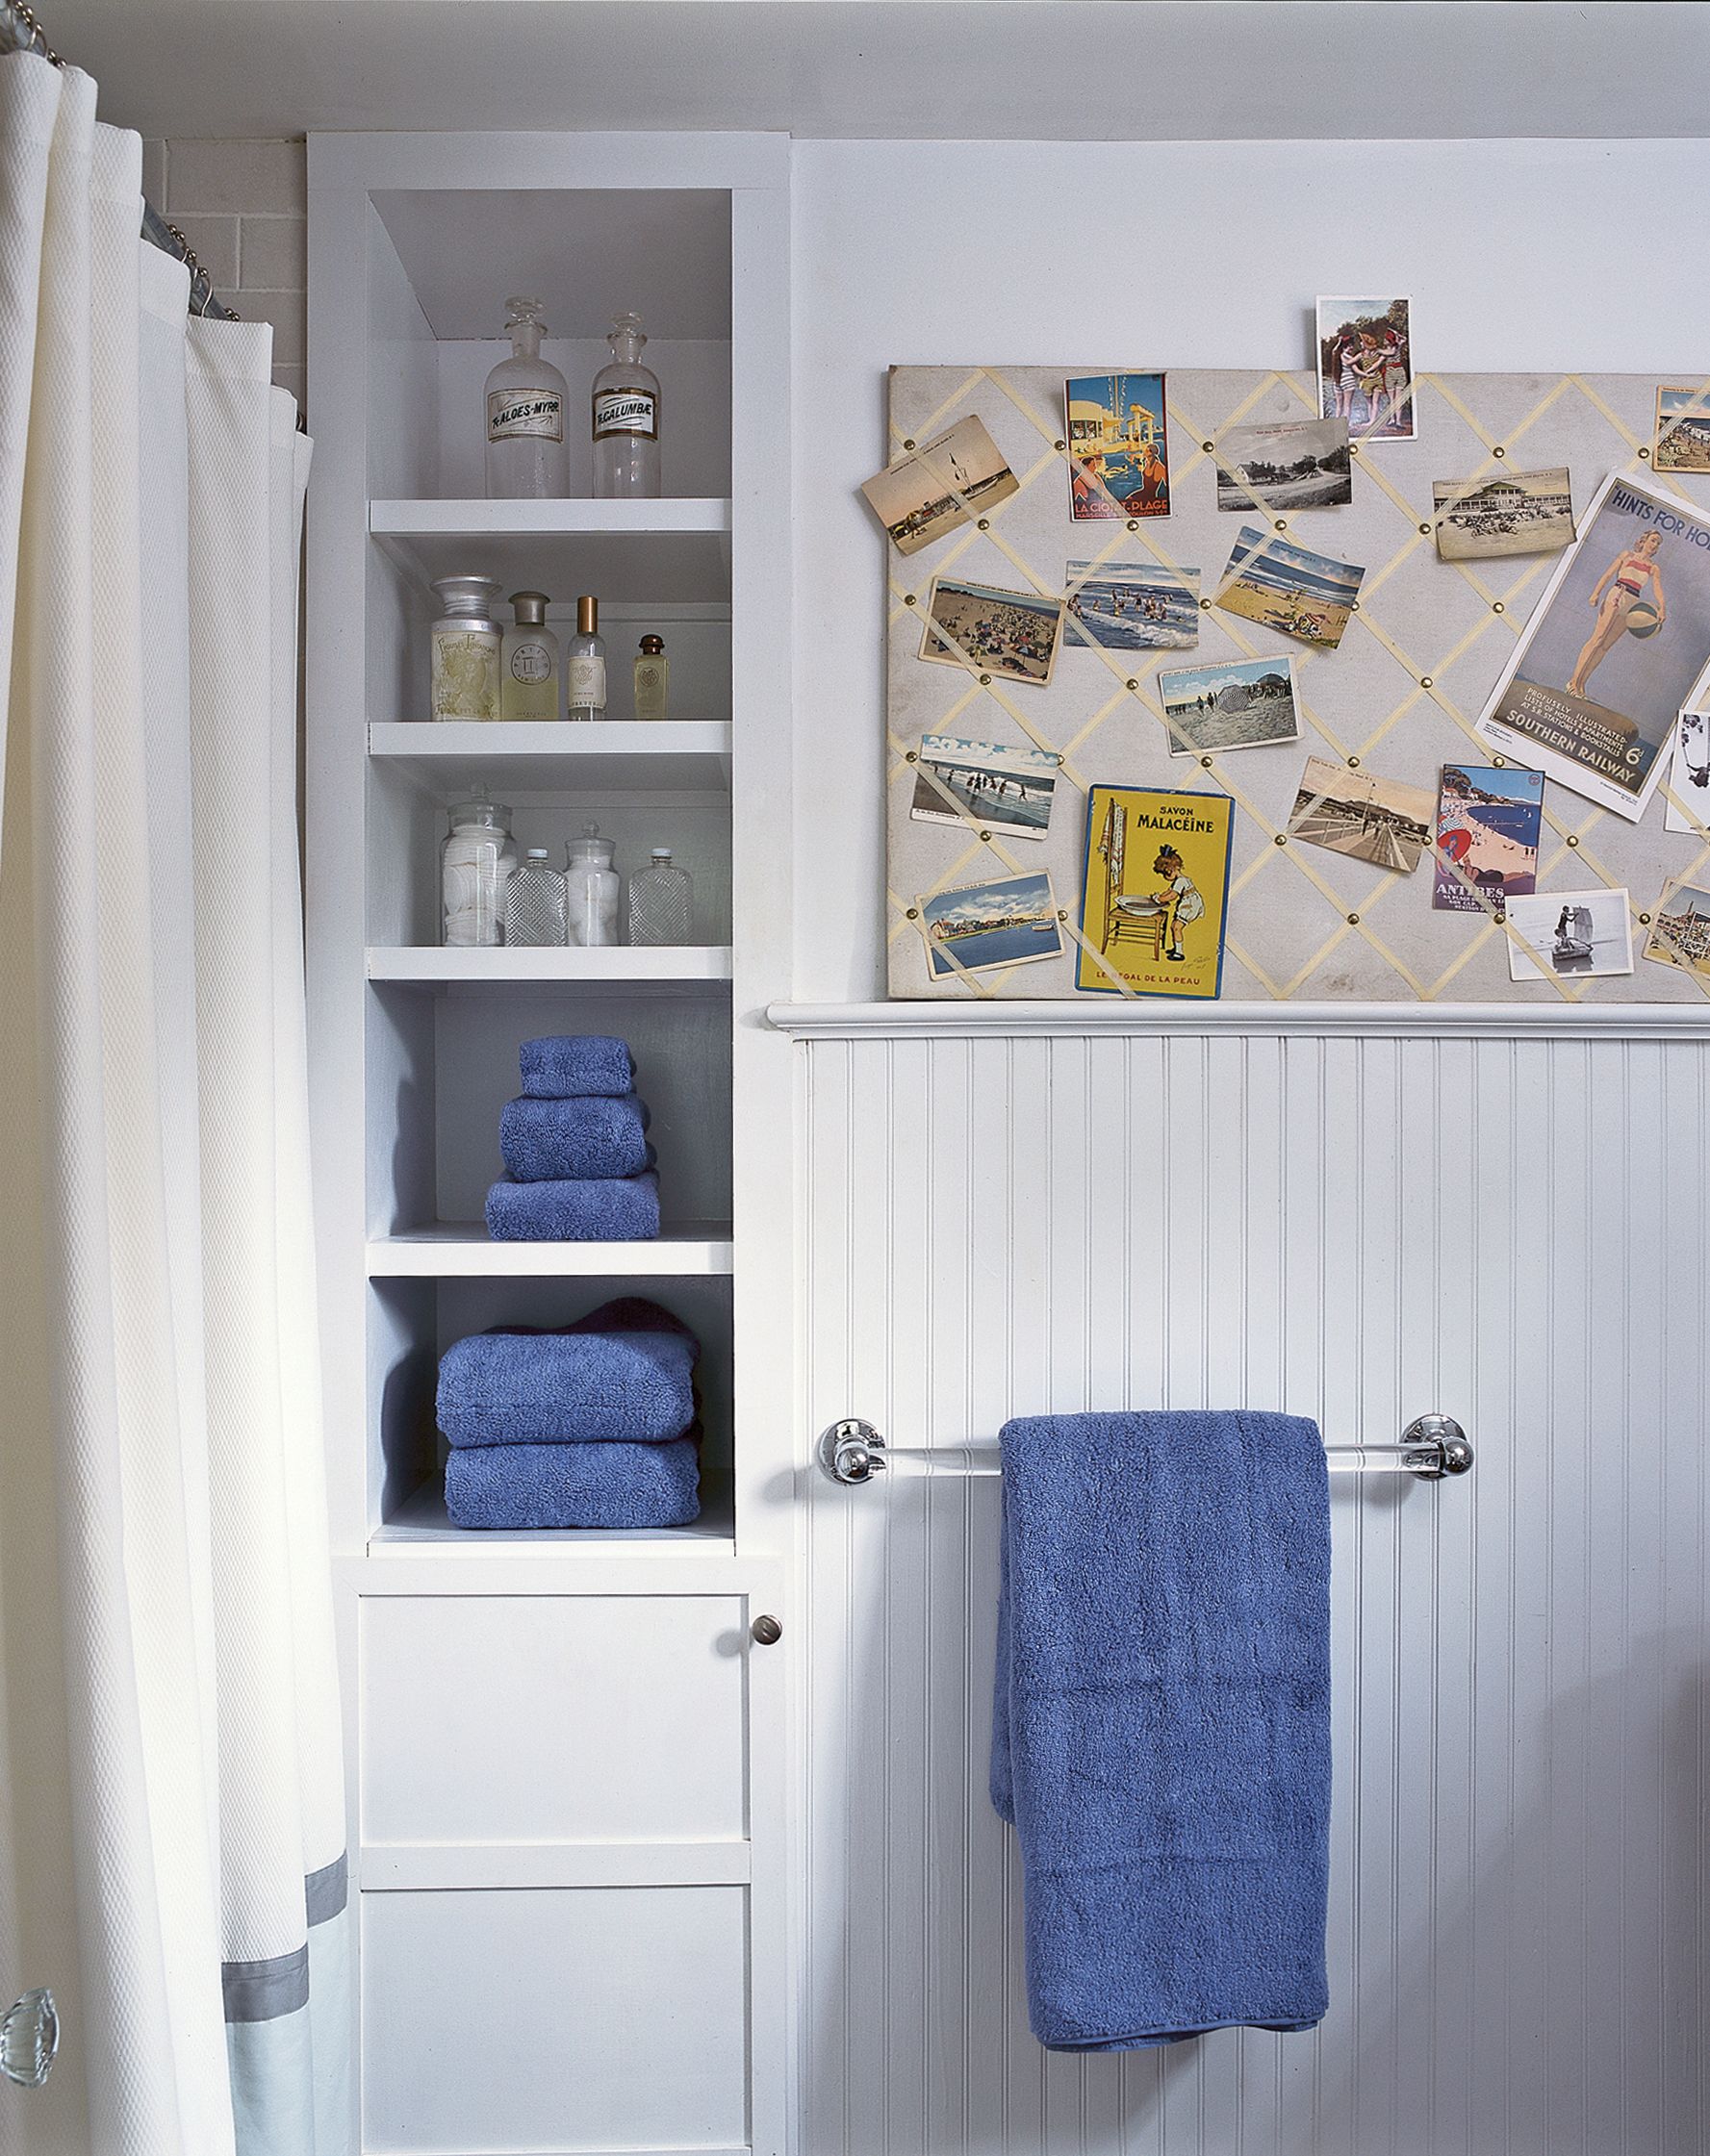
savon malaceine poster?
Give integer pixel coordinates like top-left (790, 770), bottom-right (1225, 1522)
top-left (1076, 785), bottom-right (1235, 998)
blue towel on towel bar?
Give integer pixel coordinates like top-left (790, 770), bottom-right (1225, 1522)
top-left (445, 1436), bottom-right (701, 1530)
top-left (519, 1034), bottom-right (637, 1099)
top-left (484, 1171), bottom-right (660, 1242)
top-left (498, 1093), bottom-right (653, 1182)
top-left (990, 1409), bottom-right (1331, 2051)
top-left (436, 1299), bottom-right (698, 1447)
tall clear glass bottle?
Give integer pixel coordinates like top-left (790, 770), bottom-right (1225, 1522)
top-left (626, 847), bottom-right (694, 946)
top-left (567, 595), bottom-right (606, 722)
top-left (500, 591), bottom-right (561, 721)
top-left (564, 824), bottom-right (620, 947)
top-left (441, 797), bottom-right (518, 948)
top-left (591, 313), bottom-right (661, 497)
top-left (484, 296), bottom-right (571, 499)
top-left (503, 848), bottom-right (570, 947)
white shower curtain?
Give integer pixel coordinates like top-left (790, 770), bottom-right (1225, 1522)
top-left (0, 48), bottom-right (350, 2156)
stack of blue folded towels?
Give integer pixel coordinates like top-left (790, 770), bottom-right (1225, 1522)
top-left (485, 1033), bottom-right (661, 1242)
top-left (438, 1297), bottom-right (702, 1529)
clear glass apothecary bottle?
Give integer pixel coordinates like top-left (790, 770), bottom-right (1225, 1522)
top-left (564, 824), bottom-right (620, 948)
top-left (485, 297), bottom-right (571, 499)
top-left (441, 797), bottom-right (518, 948)
top-left (626, 847), bottom-right (694, 946)
top-left (591, 313), bottom-right (661, 497)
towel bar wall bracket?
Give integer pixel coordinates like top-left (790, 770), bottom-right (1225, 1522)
top-left (816, 1414), bottom-right (1473, 1487)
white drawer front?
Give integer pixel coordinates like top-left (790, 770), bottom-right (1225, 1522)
top-left (361, 1885), bottom-right (748, 2153)
top-left (362, 1594), bottom-right (747, 1846)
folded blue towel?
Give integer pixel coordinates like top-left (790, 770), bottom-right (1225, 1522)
top-left (485, 1171), bottom-right (660, 1242)
top-left (519, 1034), bottom-right (636, 1099)
top-left (991, 1409), bottom-right (1331, 2051)
top-left (498, 1093), bottom-right (653, 1182)
top-left (436, 1299), bottom-right (698, 1447)
top-left (445, 1436), bottom-right (700, 1530)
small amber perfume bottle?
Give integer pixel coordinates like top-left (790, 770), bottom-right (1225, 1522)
top-left (633, 634), bottom-right (669, 723)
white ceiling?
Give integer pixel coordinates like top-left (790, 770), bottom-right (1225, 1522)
top-left (39, 0), bottom-right (1710, 144)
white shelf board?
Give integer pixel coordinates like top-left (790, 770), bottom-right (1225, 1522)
top-left (368, 945), bottom-right (733, 983)
top-left (369, 721), bottom-right (733, 796)
top-left (366, 1223), bottom-right (736, 1277)
top-left (370, 1477), bottom-right (736, 1553)
top-left (370, 497), bottom-right (732, 604)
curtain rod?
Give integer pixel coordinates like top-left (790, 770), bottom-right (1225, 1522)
top-left (1, 0), bottom-right (240, 321)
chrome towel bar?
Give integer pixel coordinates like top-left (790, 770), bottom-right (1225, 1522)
top-left (818, 1414), bottom-right (1473, 1487)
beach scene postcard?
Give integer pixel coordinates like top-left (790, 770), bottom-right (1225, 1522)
top-left (1158, 655), bottom-right (1299, 755)
top-left (1432, 763), bottom-right (1544, 911)
top-left (860, 414), bottom-right (1019, 555)
top-left (918, 871), bottom-right (1063, 981)
top-left (1214, 525), bottom-right (1365, 648)
top-left (1432, 469), bottom-right (1574, 562)
top-left (1289, 756), bottom-right (1435, 874)
top-left (1063, 559), bottom-right (1199, 651)
top-left (1316, 295), bottom-right (1416, 441)
top-left (1646, 877), bottom-right (1710, 978)
top-left (910, 732), bottom-right (1059, 840)
top-left (1654, 385), bottom-right (1710, 474)
top-left (1065, 372), bottom-right (1170, 521)
top-left (918, 576), bottom-right (1064, 687)
top-left (1214, 415), bottom-right (1351, 513)
top-left (1506, 888), bottom-right (1633, 982)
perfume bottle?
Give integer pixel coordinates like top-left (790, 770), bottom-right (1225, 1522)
top-left (501, 592), bottom-right (560, 721)
top-left (564, 824), bottom-right (620, 947)
top-left (626, 847), bottom-right (694, 946)
top-left (591, 312), bottom-right (661, 497)
top-left (633, 634), bottom-right (669, 723)
top-left (429, 576), bottom-right (503, 723)
top-left (484, 296), bottom-right (571, 499)
top-left (567, 596), bottom-right (606, 722)
top-left (503, 849), bottom-right (569, 947)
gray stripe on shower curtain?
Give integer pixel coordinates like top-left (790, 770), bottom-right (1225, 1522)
top-left (221, 1856), bottom-right (351, 2023)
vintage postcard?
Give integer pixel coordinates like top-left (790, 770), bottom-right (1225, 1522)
top-left (1654, 385), bottom-right (1710, 474)
top-left (1214, 416), bottom-right (1351, 513)
top-left (1289, 756), bottom-right (1435, 874)
top-left (1665, 708), bottom-right (1710, 831)
top-left (1214, 525), bottom-right (1365, 648)
top-left (1473, 471), bottom-right (1710, 823)
top-left (860, 414), bottom-right (1020, 556)
top-left (1065, 372), bottom-right (1170, 521)
top-left (909, 732), bottom-right (1059, 840)
top-left (1432, 469), bottom-right (1574, 561)
top-left (1316, 296), bottom-right (1416, 441)
top-left (1063, 559), bottom-right (1200, 651)
top-left (1076, 785), bottom-right (1235, 1000)
top-left (918, 871), bottom-right (1062, 981)
top-left (917, 576), bottom-right (1064, 689)
top-left (1432, 764), bottom-right (1544, 912)
top-left (1505, 888), bottom-right (1633, 982)
top-left (1158, 655), bottom-right (1300, 756)
top-left (1645, 877), bottom-right (1710, 978)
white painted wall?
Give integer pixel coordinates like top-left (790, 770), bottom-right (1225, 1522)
top-left (790, 135), bottom-right (1710, 1002)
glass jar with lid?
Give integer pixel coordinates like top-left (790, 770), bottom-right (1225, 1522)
top-left (430, 576), bottom-right (504, 723)
top-left (441, 797), bottom-right (518, 947)
top-left (564, 824), bottom-right (620, 948)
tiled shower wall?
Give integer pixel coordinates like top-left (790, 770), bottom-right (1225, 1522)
top-left (141, 138), bottom-right (307, 404)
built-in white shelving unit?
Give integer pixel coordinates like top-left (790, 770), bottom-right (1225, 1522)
top-left (307, 131), bottom-right (792, 2154)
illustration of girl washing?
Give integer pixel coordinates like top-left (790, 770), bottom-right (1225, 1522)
top-left (1151, 845), bottom-right (1204, 962)
top-left (1568, 527), bottom-right (1666, 700)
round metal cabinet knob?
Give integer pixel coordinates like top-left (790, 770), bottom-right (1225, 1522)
top-left (751, 1614), bottom-right (783, 1647)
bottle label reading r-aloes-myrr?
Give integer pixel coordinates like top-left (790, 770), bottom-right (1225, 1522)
top-left (592, 390), bottom-right (659, 441)
top-left (568, 656), bottom-right (607, 707)
top-left (488, 391), bottom-right (566, 443)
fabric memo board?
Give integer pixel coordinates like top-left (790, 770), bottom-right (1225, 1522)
top-left (882, 367), bottom-right (1710, 1002)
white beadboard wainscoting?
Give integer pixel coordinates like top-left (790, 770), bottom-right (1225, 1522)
top-left (778, 1009), bottom-right (1710, 2156)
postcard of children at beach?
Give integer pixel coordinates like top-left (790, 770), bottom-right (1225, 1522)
top-left (1645, 877), bottom-right (1710, 978)
top-left (1432, 469), bottom-right (1575, 562)
top-left (1214, 416), bottom-right (1351, 513)
top-left (1214, 526), bottom-right (1365, 649)
top-left (909, 732), bottom-right (1059, 841)
top-left (918, 576), bottom-right (1065, 688)
top-left (1158, 656), bottom-right (1300, 756)
top-left (1062, 559), bottom-right (1200, 651)
top-left (1432, 764), bottom-right (1544, 912)
top-left (918, 871), bottom-right (1063, 981)
top-left (1653, 386), bottom-right (1710, 475)
top-left (1075, 785), bottom-right (1234, 999)
top-left (1064, 372), bottom-right (1171, 521)
top-left (1316, 297), bottom-right (1416, 441)
top-left (1474, 472), bottom-right (1710, 823)
top-left (1505, 888), bottom-right (1633, 982)
top-left (1289, 755), bottom-right (1435, 874)
top-left (860, 415), bottom-right (1020, 556)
